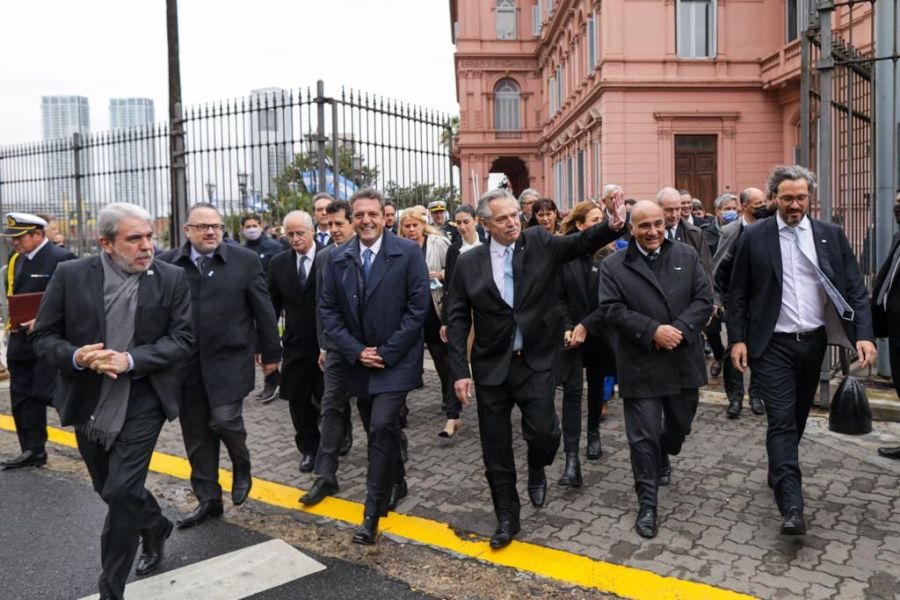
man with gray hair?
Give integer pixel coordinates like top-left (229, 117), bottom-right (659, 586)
top-left (518, 187), bottom-right (540, 225)
top-left (657, 187), bottom-right (712, 276)
top-left (32, 202), bottom-right (194, 598)
top-left (728, 165), bottom-right (876, 536)
top-left (267, 210), bottom-right (322, 474)
top-left (447, 187), bottom-right (625, 548)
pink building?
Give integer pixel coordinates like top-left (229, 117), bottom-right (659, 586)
top-left (449, 0), bottom-right (873, 212)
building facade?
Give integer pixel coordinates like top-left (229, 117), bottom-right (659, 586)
top-left (41, 95), bottom-right (90, 209)
top-left (109, 98), bottom-right (157, 206)
top-left (449, 0), bottom-right (873, 211)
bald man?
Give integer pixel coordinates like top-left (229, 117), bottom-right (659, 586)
top-left (597, 201), bottom-right (712, 539)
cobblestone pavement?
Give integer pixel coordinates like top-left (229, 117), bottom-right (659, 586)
top-left (3, 370), bottom-right (900, 599)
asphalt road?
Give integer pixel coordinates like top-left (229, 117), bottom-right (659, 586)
top-left (0, 466), bottom-right (433, 600)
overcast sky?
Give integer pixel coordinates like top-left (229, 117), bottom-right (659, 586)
top-left (0, 0), bottom-right (458, 146)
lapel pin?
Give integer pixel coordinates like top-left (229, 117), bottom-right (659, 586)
top-left (147, 269), bottom-right (154, 276)
top-left (208, 271), bottom-right (214, 277)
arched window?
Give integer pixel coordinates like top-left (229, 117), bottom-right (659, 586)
top-left (496, 0), bottom-right (517, 40)
top-left (494, 79), bottom-right (521, 131)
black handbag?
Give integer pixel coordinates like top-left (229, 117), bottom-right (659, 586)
top-left (828, 375), bottom-right (873, 435)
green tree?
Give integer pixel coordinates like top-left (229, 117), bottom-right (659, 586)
top-left (383, 182), bottom-right (459, 209)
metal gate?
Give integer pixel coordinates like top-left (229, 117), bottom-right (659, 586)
top-left (0, 81), bottom-right (456, 253)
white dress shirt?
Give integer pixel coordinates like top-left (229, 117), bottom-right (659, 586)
top-left (774, 214), bottom-right (826, 333)
top-left (489, 237), bottom-right (513, 298)
top-left (359, 234), bottom-right (383, 260)
top-left (315, 227), bottom-right (331, 246)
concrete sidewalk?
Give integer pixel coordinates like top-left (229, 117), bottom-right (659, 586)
top-left (3, 371), bottom-right (899, 599)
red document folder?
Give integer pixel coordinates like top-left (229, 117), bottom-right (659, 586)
top-left (8, 292), bottom-right (43, 327)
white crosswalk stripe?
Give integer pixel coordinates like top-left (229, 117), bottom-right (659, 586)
top-left (78, 539), bottom-right (326, 600)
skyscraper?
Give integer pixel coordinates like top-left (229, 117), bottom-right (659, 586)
top-left (41, 95), bottom-right (90, 209)
top-left (246, 88), bottom-right (294, 204)
top-left (109, 98), bottom-right (157, 206)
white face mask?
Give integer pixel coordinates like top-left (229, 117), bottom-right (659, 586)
top-left (243, 226), bottom-right (262, 241)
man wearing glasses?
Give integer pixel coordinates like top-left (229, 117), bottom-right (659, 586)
top-left (727, 165), bottom-right (875, 536)
top-left (159, 203), bottom-right (281, 528)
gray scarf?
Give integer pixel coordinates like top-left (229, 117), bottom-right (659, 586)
top-left (76, 253), bottom-right (141, 449)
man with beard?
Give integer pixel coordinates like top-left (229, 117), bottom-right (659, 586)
top-left (159, 203), bottom-right (281, 529)
top-left (728, 165), bottom-right (875, 535)
top-left (32, 203), bottom-right (194, 598)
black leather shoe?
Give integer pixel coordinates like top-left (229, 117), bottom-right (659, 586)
top-left (635, 505), bottom-right (658, 539)
top-left (135, 517), bottom-right (174, 576)
top-left (726, 395), bottom-right (742, 419)
top-left (558, 452), bottom-right (582, 487)
top-left (489, 519), bottom-right (520, 549)
top-left (750, 396), bottom-right (765, 415)
top-left (232, 470), bottom-right (252, 506)
top-left (299, 478), bottom-right (339, 505)
top-left (399, 430), bottom-right (409, 464)
top-left (527, 469), bottom-right (547, 507)
top-left (0, 449), bottom-right (48, 469)
top-left (387, 478), bottom-right (408, 511)
top-left (780, 507), bottom-right (806, 536)
top-left (352, 516), bottom-right (379, 545)
top-left (710, 360), bottom-right (722, 377)
top-left (176, 500), bottom-right (224, 529)
top-left (659, 454), bottom-right (672, 487)
top-left (340, 428), bottom-right (353, 457)
top-left (877, 446), bottom-right (900, 460)
top-left (299, 453), bottom-right (315, 473)
top-left (586, 430), bottom-right (602, 460)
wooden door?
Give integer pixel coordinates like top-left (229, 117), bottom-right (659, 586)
top-left (674, 135), bottom-right (718, 213)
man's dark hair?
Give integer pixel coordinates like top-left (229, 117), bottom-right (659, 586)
top-left (313, 192), bottom-right (334, 205)
top-left (240, 213), bottom-right (263, 227)
top-left (384, 199), bottom-right (397, 211)
top-left (187, 202), bottom-right (220, 218)
top-left (326, 199), bottom-right (352, 221)
top-left (766, 165), bottom-right (817, 199)
top-left (349, 187), bottom-right (384, 210)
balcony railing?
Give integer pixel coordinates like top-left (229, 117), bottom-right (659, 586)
top-left (494, 130), bottom-right (523, 140)
top-left (761, 38), bottom-right (802, 77)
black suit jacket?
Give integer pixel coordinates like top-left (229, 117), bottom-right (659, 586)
top-left (244, 235), bottom-right (288, 273)
top-left (158, 242), bottom-right (282, 404)
top-left (870, 231), bottom-right (900, 338)
top-left (31, 257), bottom-right (194, 426)
top-left (6, 241), bottom-right (76, 362)
top-left (726, 216), bottom-right (874, 359)
top-left (447, 222), bottom-right (623, 385)
top-left (318, 231), bottom-right (430, 395)
top-left (268, 246), bottom-right (319, 362)
top-left (675, 219), bottom-right (712, 278)
top-left (598, 239), bottom-right (712, 398)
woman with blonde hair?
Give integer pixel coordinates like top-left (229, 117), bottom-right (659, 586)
top-left (398, 208), bottom-right (454, 433)
top-left (554, 201), bottom-right (618, 487)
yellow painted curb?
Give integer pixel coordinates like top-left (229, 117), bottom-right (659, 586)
top-left (0, 414), bottom-right (754, 600)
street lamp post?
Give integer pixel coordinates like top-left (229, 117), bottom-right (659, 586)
top-left (237, 171), bottom-right (248, 214)
top-left (205, 182), bottom-right (216, 202)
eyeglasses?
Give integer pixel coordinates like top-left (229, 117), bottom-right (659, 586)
top-left (186, 223), bottom-right (225, 232)
top-left (777, 194), bottom-right (809, 206)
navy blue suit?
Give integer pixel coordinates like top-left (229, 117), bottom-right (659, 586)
top-left (318, 230), bottom-right (429, 516)
top-left (5, 240), bottom-right (75, 454)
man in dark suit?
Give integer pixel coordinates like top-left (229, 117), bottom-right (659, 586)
top-left (317, 187), bottom-right (429, 545)
top-left (728, 165), bottom-right (876, 535)
top-left (32, 203), bottom-right (194, 599)
top-left (446, 189), bottom-right (625, 549)
top-left (598, 200), bottom-right (712, 539)
top-left (711, 187), bottom-right (770, 418)
top-left (313, 192), bottom-right (336, 247)
top-left (267, 210), bottom-right (322, 473)
top-left (658, 187), bottom-right (712, 276)
top-left (0, 212), bottom-right (75, 469)
top-left (872, 191), bottom-right (900, 460)
top-left (158, 202), bottom-right (281, 528)
top-left (243, 212), bottom-right (291, 404)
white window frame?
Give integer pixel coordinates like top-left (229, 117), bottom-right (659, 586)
top-left (587, 13), bottom-right (597, 72)
top-left (494, 79), bottom-right (521, 131)
top-left (556, 65), bottom-right (564, 110)
top-left (549, 76), bottom-right (557, 115)
top-left (532, 2), bottom-right (542, 37)
top-left (676, 0), bottom-right (716, 59)
top-left (496, 0), bottom-right (518, 41)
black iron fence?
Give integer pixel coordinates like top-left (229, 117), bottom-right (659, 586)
top-left (0, 81), bottom-right (456, 254)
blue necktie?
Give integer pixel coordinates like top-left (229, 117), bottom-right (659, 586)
top-left (318, 232), bottom-right (327, 246)
top-left (297, 255), bottom-right (307, 288)
top-left (502, 247), bottom-right (523, 350)
top-left (362, 248), bottom-right (373, 281)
